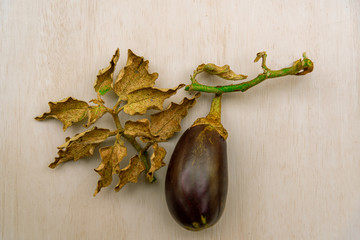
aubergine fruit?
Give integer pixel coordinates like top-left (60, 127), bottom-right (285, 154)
top-left (165, 94), bottom-right (228, 231)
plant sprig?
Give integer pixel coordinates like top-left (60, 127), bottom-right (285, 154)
top-left (35, 49), bottom-right (313, 196)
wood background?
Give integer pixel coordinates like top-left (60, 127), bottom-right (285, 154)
top-left (1, 0), bottom-right (359, 239)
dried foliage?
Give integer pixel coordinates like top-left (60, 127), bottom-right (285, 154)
top-left (194, 63), bottom-right (247, 80)
top-left (94, 134), bottom-right (127, 196)
top-left (123, 84), bottom-right (185, 115)
top-left (94, 49), bottom-right (120, 95)
top-left (148, 94), bottom-right (200, 142)
top-left (146, 143), bottom-right (166, 182)
top-left (115, 155), bottom-right (145, 191)
top-left (85, 105), bottom-right (107, 128)
top-left (36, 49), bottom-right (199, 195)
top-left (123, 93), bottom-right (200, 143)
top-left (35, 97), bottom-right (89, 131)
top-left (50, 127), bottom-right (111, 168)
top-left (113, 49), bottom-right (158, 101)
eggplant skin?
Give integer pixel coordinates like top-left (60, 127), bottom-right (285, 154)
top-left (165, 124), bottom-right (228, 231)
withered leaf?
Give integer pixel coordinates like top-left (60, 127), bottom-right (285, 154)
top-left (49, 127), bottom-right (110, 168)
top-left (123, 84), bottom-right (185, 115)
top-left (113, 49), bottom-right (158, 101)
top-left (35, 97), bottom-right (89, 131)
top-left (94, 49), bottom-right (120, 95)
top-left (146, 143), bottom-right (166, 182)
top-left (196, 63), bottom-right (247, 80)
top-left (115, 155), bottom-right (145, 191)
top-left (85, 105), bottom-right (107, 128)
top-left (94, 134), bottom-right (127, 196)
top-left (148, 93), bottom-right (200, 142)
top-left (124, 119), bottom-right (155, 141)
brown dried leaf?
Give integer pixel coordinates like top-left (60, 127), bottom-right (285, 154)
top-left (148, 93), bottom-right (200, 142)
top-left (49, 127), bottom-right (110, 168)
top-left (85, 105), bottom-right (107, 128)
top-left (113, 49), bottom-right (158, 101)
top-left (123, 84), bottom-right (185, 115)
top-left (146, 143), bottom-right (166, 182)
top-left (94, 49), bottom-right (120, 95)
top-left (124, 119), bottom-right (154, 141)
top-left (115, 155), bottom-right (145, 191)
top-left (35, 97), bottom-right (89, 131)
top-left (196, 63), bottom-right (247, 80)
top-left (94, 135), bottom-right (127, 196)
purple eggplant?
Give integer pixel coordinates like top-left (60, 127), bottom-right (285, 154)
top-left (165, 94), bottom-right (228, 231)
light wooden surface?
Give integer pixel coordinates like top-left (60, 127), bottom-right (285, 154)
top-left (1, 0), bottom-right (360, 239)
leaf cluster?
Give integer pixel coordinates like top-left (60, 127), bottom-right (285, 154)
top-left (36, 49), bottom-right (199, 196)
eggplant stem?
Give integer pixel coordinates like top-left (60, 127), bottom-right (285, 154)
top-left (206, 93), bottom-right (222, 124)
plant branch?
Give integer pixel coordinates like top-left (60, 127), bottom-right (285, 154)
top-left (111, 113), bottom-right (124, 131)
top-left (109, 129), bottom-right (120, 137)
top-left (116, 105), bottom-right (125, 114)
top-left (122, 134), bottom-right (150, 172)
top-left (142, 142), bottom-right (153, 153)
top-left (185, 52), bottom-right (313, 94)
top-left (140, 142), bottom-right (155, 182)
top-left (90, 96), bottom-right (113, 113)
top-left (111, 112), bottom-right (151, 176)
top-left (113, 98), bottom-right (122, 112)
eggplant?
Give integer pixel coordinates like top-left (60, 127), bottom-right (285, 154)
top-left (165, 94), bottom-right (228, 231)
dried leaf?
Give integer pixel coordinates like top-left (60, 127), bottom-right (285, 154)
top-left (123, 84), bottom-right (185, 115)
top-left (49, 127), bottom-right (110, 168)
top-left (113, 49), bottom-right (158, 101)
top-left (94, 135), bottom-right (127, 196)
top-left (146, 143), bottom-right (166, 182)
top-left (148, 93), bottom-right (200, 142)
top-left (35, 97), bottom-right (89, 131)
top-left (85, 105), bottom-right (107, 128)
top-left (115, 155), bottom-right (145, 191)
top-left (196, 63), bottom-right (247, 80)
top-left (94, 49), bottom-right (120, 95)
top-left (124, 119), bottom-right (154, 141)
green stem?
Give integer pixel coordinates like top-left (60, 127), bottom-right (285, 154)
top-left (185, 53), bottom-right (313, 94)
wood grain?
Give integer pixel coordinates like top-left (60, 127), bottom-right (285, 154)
top-left (1, 0), bottom-right (359, 239)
